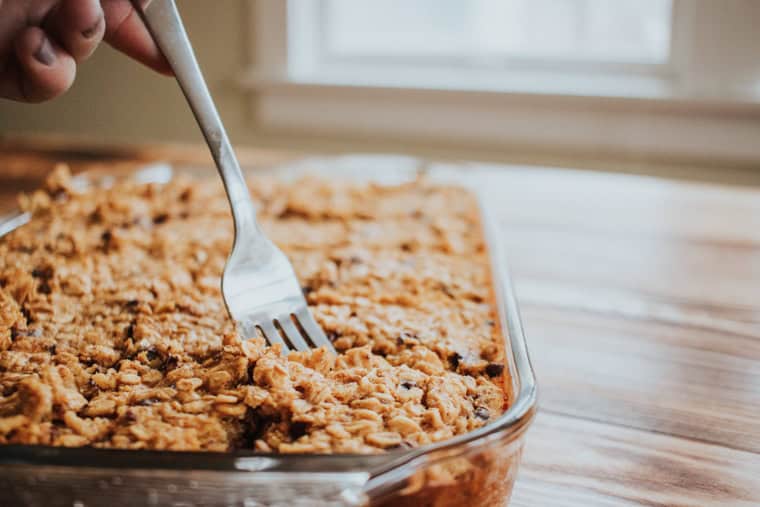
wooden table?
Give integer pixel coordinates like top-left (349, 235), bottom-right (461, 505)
top-left (2, 138), bottom-right (759, 506)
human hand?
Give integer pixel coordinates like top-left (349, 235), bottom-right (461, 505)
top-left (0, 0), bottom-right (171, 103)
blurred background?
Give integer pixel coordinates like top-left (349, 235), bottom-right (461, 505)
top-left (1, 0), bottom-right (759, 184)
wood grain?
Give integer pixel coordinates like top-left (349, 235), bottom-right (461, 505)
top-left (2, 138), bottom-right (760, 506)
top-left (503, 226), bottom-right (760, 315)
top-left (513, 412), bottom-right (760, 507)
top-left (519, 306), bottom-right (760, 453)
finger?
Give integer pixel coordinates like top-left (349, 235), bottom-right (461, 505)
top-left (48, 0), bottom-right (105, 62)
top-left (5, 26), bottom-right (76, 103)
top-left (102, 0), bottom-right (172, 75)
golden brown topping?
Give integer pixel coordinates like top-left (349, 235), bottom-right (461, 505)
top-left (0, 167), bottom-right (508, 453)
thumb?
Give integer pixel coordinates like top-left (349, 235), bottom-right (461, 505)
top-left (1, 26), bottom-right (77, 103)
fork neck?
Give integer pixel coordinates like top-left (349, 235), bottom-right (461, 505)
top-left (212, 135), bottom-right (259, 234)
top-left (132, 0), bottom-right (259, 236)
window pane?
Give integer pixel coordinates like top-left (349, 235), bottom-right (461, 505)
top-left (324, 0), bottom-right (672, 64)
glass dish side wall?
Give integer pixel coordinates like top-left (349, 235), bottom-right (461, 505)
top-left (369, 431), bottom-right (527, 506)
top-left (0, 433), bottom-right (526, 507)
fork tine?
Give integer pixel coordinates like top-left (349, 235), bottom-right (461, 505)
top-left (259, 320), bottom-right (288, 352)
top-left (277, 316), bottom-right (310, 352)
top-left (295, 308), bottom-right (334, 352)
top-left (237, 319), bottom-right (260, 341)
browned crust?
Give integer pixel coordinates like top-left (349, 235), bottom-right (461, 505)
top-left (0, 165), bottom-right (510, 455)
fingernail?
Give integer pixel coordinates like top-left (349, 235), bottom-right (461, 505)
top-left (82, 16), bottom-right (103, 39)
top-left (34, 36), bottom-right (55, 66)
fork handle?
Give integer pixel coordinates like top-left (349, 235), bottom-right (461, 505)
top-left (132, 0), bottom-right (257, 233)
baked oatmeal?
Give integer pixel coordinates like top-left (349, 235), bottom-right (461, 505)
top-left (0, 165), bottom-right (509, 453)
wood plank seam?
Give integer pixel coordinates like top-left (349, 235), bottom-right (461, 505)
top-left (539, 408), bottom-right (760, 457)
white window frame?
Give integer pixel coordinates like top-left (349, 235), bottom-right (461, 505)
top-left (240, 0), bottom-right (760, 165)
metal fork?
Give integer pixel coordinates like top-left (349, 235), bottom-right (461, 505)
top-left (134, 0), bottom-right (333, 353)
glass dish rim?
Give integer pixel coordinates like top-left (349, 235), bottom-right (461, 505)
top-left (0, 156), bottom-right (537, 483)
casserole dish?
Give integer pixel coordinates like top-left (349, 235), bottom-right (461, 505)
top-left (0, 155), bottom-right (536, 507)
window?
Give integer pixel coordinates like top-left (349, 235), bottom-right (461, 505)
top-left (322, 0), bottom-right (672, 65)
top-left (284, 0), bottom-right (679, 94)
top-left (245, 1), bottom-right (760, 165)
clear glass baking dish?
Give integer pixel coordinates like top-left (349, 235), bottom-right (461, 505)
top-left (0, 155), bottom-right (537, 507)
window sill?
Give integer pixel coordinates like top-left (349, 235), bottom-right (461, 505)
top-left (237, 67), bottom-right (760, 165)
top-left (241, 64), bottom-right (760, 112)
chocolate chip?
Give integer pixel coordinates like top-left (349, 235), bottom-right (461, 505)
top-left (474, 406), bottom-right (490, 420)
top-left (164, 356), bottom-right (179, 372)
top-left (448, 353), bottom-right (462, 369)
top-left (48, 344), bottom-right (57, 355)
top-left (37, 281), bottom-right (52, 294)
top-left (32, 266), bottom-right (54, 279)
top-left (152, 213), bottom-right (169, 225)
top-left (125, 300), bottom-right (139, 311)
top-left (301, 285), bottom-right (313, 297)
top-left (485, 363), bottom-right (504, 377)
top-left (21, 307), bottom-right (33, 324)
top-left (289, 421), bottom-right (309, 440)
top-left (400, 242), bottom-right (413, 252)
top-left (144, 348), bottom-right (164, 369)
top-left (397, 331), bottom-right (419, 346)
top-left (100, 230), bottom-right (113, 251)
top-left (125, 322), bottom-right (135, 340)
top-left (276, 208), bottom-right (309, 219)
top-left (119, 219), bottom-right (135, 229)
top-left (82, 357), bottom-right (100, 368)
top-left (88, 209), bottom-right (103, 224)
top-left (401, 381), bottom-right (416, 390)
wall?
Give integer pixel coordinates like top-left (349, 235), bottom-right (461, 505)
top-left (0, 0), bottom-right (249, 145)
